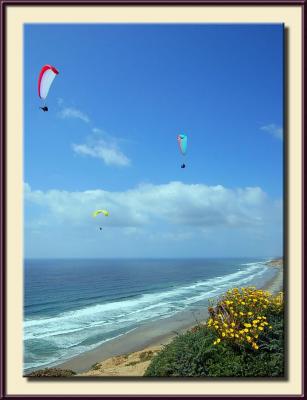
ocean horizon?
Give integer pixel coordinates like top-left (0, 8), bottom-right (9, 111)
top-left (24, 257), bottom-right (278, 372)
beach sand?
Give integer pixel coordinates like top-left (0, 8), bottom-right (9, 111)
top-left (56, 306), bottom-right (210, 374)
top-left (54, 259), bottom-right (284, 377)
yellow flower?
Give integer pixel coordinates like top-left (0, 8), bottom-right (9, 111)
top-left (216, 338), bottom-right (221, 343)
top-left (258, 326), bottom-right (264, 331)
top-left (248, 312), bottom-right (253, 316)
top-left (240, 312), bottom-right (244, 316)
top-left (222, 332), bottom-right (226, 337)
top-left (244, 328), bottom-right (249, 333)
top-left (244, 323), bottom-right (252, 328)
top-left (252, 320), bottom-right (259, 324)
top-left (231, 322), bottom-right (236, 327)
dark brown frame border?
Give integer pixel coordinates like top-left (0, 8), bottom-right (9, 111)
top-left (0, 0), bottom-right (305, 398)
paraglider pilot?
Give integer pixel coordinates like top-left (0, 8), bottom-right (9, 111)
top-left (38, 64), bottom-right (59, 113)
top-left (177, 134), bottom-right (187, 169)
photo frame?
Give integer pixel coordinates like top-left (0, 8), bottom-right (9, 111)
top-left (0, 0), bottom-right (304, 397)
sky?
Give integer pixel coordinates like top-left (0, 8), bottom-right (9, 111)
top-left (24, 24), bottom-right (284, 258)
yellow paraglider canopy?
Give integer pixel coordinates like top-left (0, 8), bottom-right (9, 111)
top-left (92, 209), bottom-right (109, 218)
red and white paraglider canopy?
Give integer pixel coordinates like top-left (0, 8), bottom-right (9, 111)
top-left (38, 65), bottom-right (59, 100)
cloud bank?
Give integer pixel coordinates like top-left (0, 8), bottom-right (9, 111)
top-left (24, 181), bottom-right (281, 229)
top-left (24, 182), bottom-right (282, 257)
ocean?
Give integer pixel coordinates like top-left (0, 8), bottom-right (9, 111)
top-left (24, 258), bottom-right (276, 372)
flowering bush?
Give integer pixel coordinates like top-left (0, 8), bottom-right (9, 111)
top-left (206, 287), bottom-right (283, 350)
top-left (145, 286), bottom-right (284, 377)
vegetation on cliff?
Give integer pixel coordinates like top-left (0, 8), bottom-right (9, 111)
top-left (145, 287), bottom-right (284, 377)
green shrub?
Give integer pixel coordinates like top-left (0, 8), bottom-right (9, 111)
top-left (139, 350), bottom-right (154, 362)
top-left (91, 362), bottom-right (101, 370)
top-left (145, 307), bottom-right (284, 377)
top-left (26, 368), bottom-right (77, 377)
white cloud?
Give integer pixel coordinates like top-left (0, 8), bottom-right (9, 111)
top-left (55, 102), bottom-right (130, 166)
top-left (58, 107), bottom-right (90, 123)
top-left (72, 139), bottom-right (131, 167)
top-left (72, 127), bottom-right (131, 167)
top-left (260, 124), bottom-right (283, 140)
top-left (24, 181), bottom-right (281, 231)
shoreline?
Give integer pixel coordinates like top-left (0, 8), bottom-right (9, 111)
top-left (53, 305), bottom-right (210, 374)
top-left (28, 259), bottom-right (284, 376)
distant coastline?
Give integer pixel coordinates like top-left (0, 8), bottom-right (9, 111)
top-left (265, 257), bottom-right (283, 268)
top-left (263, 257), bottom-right (283, 295)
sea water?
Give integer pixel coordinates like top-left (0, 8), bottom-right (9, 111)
top-left (24, 258), bottom-right (276, 372)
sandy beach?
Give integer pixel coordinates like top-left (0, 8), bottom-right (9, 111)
top-left (44, 259), bottom-right (284, 377)
top-left (55, 304), bottom-right (210, 374)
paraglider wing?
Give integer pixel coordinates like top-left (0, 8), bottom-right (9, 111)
top-left (92, 210), bottom-right (109, 218)
top-left (38, 65), bottom-right (59, 100)
top-left (177, 134), bottom-right (187, 155)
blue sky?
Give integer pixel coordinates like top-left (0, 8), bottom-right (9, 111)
top-left (24, 24), bottom-right (283, 258)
